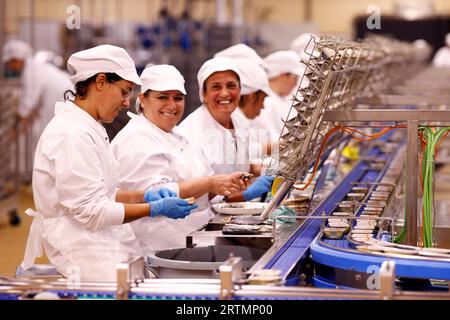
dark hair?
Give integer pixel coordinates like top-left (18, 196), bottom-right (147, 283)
top-left (239, 90), bottom-right (264, 107)
top-left (134, 89), bottom-right (152, 113)
top-left (64, 73), bottom-right (123, 101)
top-left (143, 89), bottom-right (151, 98)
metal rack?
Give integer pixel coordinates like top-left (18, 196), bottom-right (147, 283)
top-left (259, 34), bottom-right (435, 228)
top-left (0, 82), bottom-right (21, 226)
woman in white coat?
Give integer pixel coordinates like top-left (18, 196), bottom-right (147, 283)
top-left (111, 64), bottom-right (247, 254)
top-left (22, 45), bottom-right (197, 281)
top-left (179, 57), bottom-right (274, 202)
top-left (2, 39), bottom-right (73, 155)
top-left (255, 50), bottom-right (306, 137)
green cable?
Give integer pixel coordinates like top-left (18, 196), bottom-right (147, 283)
top-left (394, 127), bottom-right (450, 246)
top-left (417, 127), bottom-right (450, 247)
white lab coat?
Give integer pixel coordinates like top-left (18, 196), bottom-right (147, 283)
top-left (23, 100), bottom-right (142, 281)
top-left (253, 87), bottom-right (297, 138)
top-left (179, 105), bottom-right (251, 174)
top-left (432, 47), bottom-right (450, 67)
top-left (19, 58), bottom-right (73, 152)
top-left (111, 114), bottom-right (215, 254)
top-left (232, 107), bottom-right (271, 161)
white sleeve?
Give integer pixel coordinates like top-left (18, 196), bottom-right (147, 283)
top-left (46, 131), bottom-right (124, 231)
top-left (18, 61), bottom-right (44, 118)
top-left (113, 132), bottom-right (180, 195)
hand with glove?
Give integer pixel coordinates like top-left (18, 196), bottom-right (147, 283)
top-left (144, 187), bottom-right (177, 202)
top-left (149, 197), bottom-right (198, 219)
top-left (242, 175), bottom-right (275, 201)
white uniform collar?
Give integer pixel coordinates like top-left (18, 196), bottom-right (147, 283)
top-left (199, 104), bottom-right (244, 131)
top-left (55, 100), bottom-right (109, 140)
top-left (135, 112), bottom-right (186, 142)
top-left (233, 107), bottom-right (251, 129)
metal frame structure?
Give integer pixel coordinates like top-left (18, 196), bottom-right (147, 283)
top-left (0, 82), bottom-right (21, 226)
top-left (2, 258), bottom-right (450, 300)
top-left (260, 34), bottom-right (449, 248)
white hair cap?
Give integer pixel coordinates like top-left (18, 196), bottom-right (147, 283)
top-left (197, 57), bottom-right (241, 103)
top-left (140, 64), bottom-right (186, 94)
top-left (290, 33), bottom-right (315, 57)
top-left (263, 50), bottom-right (306, 79)
top-left (67, 44), bottom-right (141, 85)
top-left (446, 33), bottom-right (450, 47)
top-left (2, 39), bottom-right (32, 63)
top-left (214, 43), bottom-right (263, 66)
top-left (135, 64), bottom-right (186, 113)
top-left (234, 58), bottom-right (270, 95)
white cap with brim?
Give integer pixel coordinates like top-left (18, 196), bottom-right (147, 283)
top-left (214, 43), bottom-right (263, 66)
top-left (263, 50), bottom-right (306, 79)
top-left (67, 44), bottom-right (141, 86)
top-left (140, 64), bottom-right (186, 94)
top-left (135, 64), bottom-right (186, 113)
top-left (234, 57), bottom-right (270, 96)
top-left (197, 57), bottom-right (241, 103)
top-left (2, 39), bottom-right (32, 63)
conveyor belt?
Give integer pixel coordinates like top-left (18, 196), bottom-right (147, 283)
top-left (263, 146), bottom-right (388, 283)
top-left (310, 239), bottom-right (450, 281)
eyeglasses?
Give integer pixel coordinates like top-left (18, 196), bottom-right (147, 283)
top-left (111, 81), bottom-right (133, 101)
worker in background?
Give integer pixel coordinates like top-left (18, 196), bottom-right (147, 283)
top-left (2, 39), bottom-right (73, 158)
top-left (413, 39), bottom-right (432, 62)
top-left (111, 64), bottom-right (248, 253)
top-left (432, 33), bottom-right (450, 67)
top-left (255, 50), bottom-right (306, 137)
top-left (290, 33), bottom-right (316, 60)
top-left (21, 45), bottom-right (197, 281)
top-left (232, 58), bottom-right (270, 128)
top-left (179, 57), bottom-right (274, 202)
top-left (230, 57), bottom-right (273, 165)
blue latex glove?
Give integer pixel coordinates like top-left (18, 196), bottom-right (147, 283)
top-left (150, 198), bottom-right (198, 219)
top-left (144, 187), bottom-right (177, 202)
top-left (242, 176), bottom-right (275, 201)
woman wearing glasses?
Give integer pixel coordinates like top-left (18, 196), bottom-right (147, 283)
top-left (111, 64), bottom-right (247, 254)
top-left (21, 45), bottom-right (197, 281)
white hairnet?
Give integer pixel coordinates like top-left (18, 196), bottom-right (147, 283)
top-left (67, 44), bottom-right (141, 85)
top-left (140, 64), bottom-right (186, 94)
top-left (263, 50), bottom-right (306, 79)
top-left (136, 64), bottom-right (186, 113)
top-left (197, 57), bottom-right (241, 103)
top-left (2, 39), bottom-right (32, 63)
top-left (290, 33), bottom-right (315, 57)
top-left (446, 33), bottom-right (450, 47)
top-left (234, 58), bottom-right (270, 96)
top-left (214, 43), bottom-right (263, 66)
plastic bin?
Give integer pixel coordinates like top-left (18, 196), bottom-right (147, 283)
top-left (145, 245), bottom-right (265, 279)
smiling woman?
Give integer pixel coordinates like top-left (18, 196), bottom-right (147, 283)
top-left (141, 90), bottom-right (185, 132)
top-left (111, 64), bottom-right (248, 254)
top-left (179, 57), bottom-right (275, 203)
